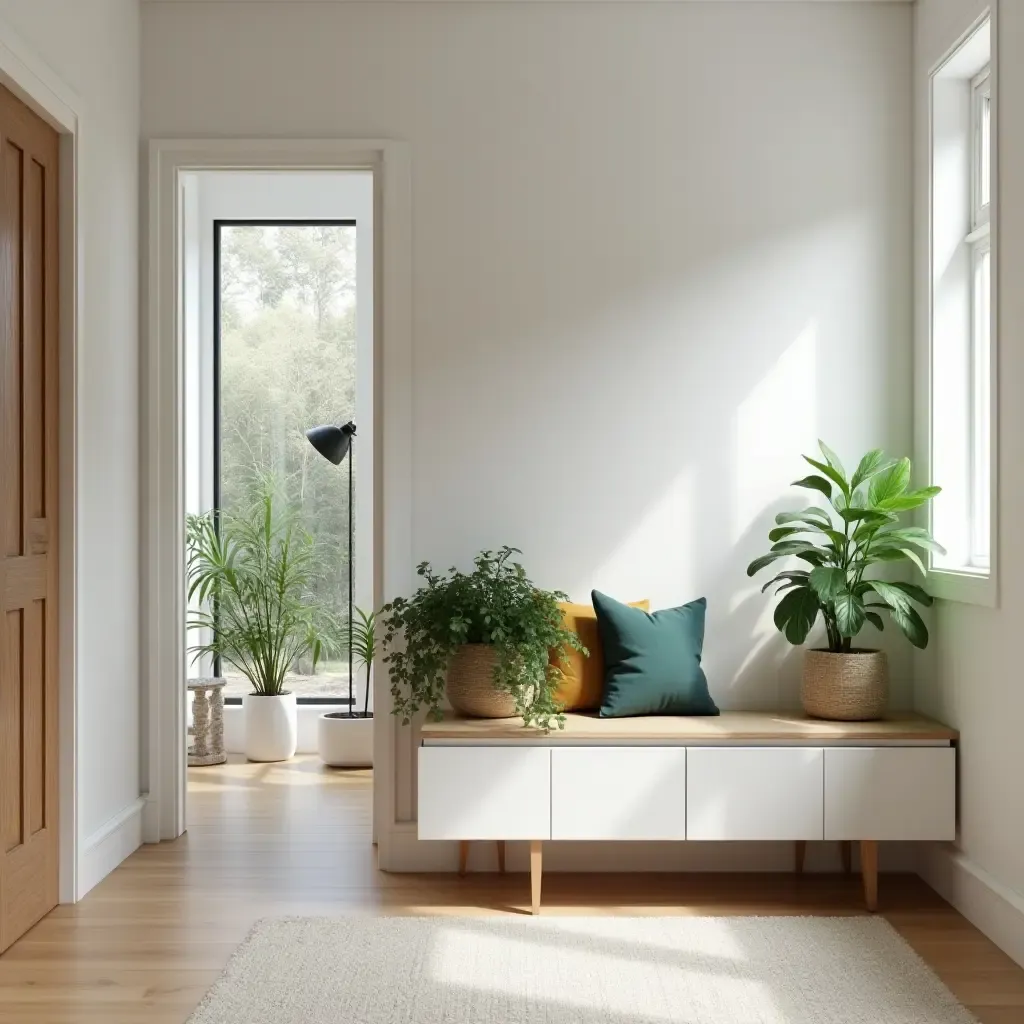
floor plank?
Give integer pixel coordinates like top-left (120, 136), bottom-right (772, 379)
top-left (0, 755), bottom-right (1017, 1022)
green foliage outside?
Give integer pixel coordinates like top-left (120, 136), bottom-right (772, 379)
top-left (746, 442), bottom-right (944, 653)
top-left (219, 225), bottom-right (356, 678)
top-left (382, 546), bottom-right (587, 731)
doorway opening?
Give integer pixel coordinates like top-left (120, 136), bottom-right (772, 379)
top-left (181, 171), bottom-right (374, 826)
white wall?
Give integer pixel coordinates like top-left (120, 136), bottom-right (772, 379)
top-left (0, 0), bottom-right (142, 894)
top-left (143, 0), bottom-right (913, 867)
top-left (914, 0), bottom-right (1024, 966)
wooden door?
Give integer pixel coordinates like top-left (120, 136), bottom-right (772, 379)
top-left (0, 83), bottom-right (59, 952)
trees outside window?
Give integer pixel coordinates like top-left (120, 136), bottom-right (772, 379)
top-left (217, 222), bottom-right (357, 700)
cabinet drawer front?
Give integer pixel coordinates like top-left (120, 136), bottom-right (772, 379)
top-left (686, 747), bottom-right (824, 840)
top-left (551, 747), bottom-right (686, 840)
top-left (417, 747), bottom-right (551, 840)
top-left (824, 747), bottom-right (956, 840)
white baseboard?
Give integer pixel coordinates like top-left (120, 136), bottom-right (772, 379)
top-left (141, 792), bottom-right (162, 844)
top-left (919, 844), bottom-right (1024, 969)
top-left (379, 825), bottom-right (918, 874)
top-left (78, 796), bottom-right (145, 898)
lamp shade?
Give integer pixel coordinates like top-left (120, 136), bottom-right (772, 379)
top-left (305, 421), bottom-right (356, 465)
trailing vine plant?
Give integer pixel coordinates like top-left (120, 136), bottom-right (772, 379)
top-left (381, 546), bottom-right (585, 730)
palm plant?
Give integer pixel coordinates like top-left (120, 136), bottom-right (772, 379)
top-left (186, 486), bottom-right (340, 695)
top-left (746, 443), bottom-right (944, 652)
top-left (348, 606), bottom-right (376, 718)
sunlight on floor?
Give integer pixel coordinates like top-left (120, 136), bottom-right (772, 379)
top-left (188, 755), bottom-right (372, 796)
top-left (427, 917), bottom-right (774, 1021)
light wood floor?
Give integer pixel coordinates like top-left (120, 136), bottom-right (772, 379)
top-left (0, 756), bottom-right (1021, 1023)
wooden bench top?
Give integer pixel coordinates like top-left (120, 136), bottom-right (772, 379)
top-left (419, 710), bottom-right (958, 743)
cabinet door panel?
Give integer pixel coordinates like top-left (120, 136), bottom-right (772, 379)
top-left (686, 747), bottom-right (824, 840)
top-left (551, 747), bottom-right (686, 840)
top-left (824, 747), bottom-right (955, 840)
top-left (418, 747), bottom-right (551, 840)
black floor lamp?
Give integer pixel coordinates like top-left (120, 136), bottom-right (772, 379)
top-left (305, 421), bottom-right (357, 714)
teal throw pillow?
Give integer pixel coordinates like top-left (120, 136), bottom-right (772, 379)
top-left (592, 590), bottom-right (719, 718)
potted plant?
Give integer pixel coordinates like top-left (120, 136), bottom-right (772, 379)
top-left (186, 486), bottom-right (339, 762)
top-left (382, 546), bottom-right (585, 730)
top-left (318, 607), bottom-right (375, 768)
top-left (746, 443), bottom-right (943, 721)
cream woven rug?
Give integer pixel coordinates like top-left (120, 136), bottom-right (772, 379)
top-left (187, 915), bottom-right (976, 1023)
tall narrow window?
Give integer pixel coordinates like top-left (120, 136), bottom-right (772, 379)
top-left (215, 221), bottom-right (358, 701)
top-left (929, 17), bottom-right (994, 599)
top-left (968, 68), bottom-right (991, 570)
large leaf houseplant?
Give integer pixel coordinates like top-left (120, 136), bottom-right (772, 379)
top-left (747, 442), bottom-right (943, 721)
top-left (382, 546), bottom-right (585, 730)
top-left (187, 485), bottom-right (339, 761)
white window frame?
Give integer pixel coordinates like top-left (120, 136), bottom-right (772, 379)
top-left (925, 13), bottom-right (997, 607)
top-left (967, 233), bottom-right (990, 571)
top-left (970, 67), bottom-right (991, 231)
top-left (182, 175), bottom-right (376, 708)
top-left (965, 65), bottom-right (991, 572)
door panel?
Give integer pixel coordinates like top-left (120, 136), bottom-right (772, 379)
top-left (0, 83), bottom-right (59, 953)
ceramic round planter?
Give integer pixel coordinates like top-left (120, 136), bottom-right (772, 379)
top-left (802, 649), bottom-right (889, 721)
top-left (318, 712), bottom-right (374, 767)
top-left (243, 692), bottom-right (298, 762)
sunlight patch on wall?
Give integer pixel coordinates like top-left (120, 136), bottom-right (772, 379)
top-left (733, 322), bottom-right (818, 545)
top-left (587, 470), bottom-right (695, 610)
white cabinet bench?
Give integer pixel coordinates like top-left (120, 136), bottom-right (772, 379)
top-left (418, 711), bottom-right (958, 913)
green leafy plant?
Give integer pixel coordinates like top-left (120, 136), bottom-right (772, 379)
top-left (348, 606), bottom-right (376, 718)
top-left (381, 546), bottom-right (585, 730)
top-left (746, 442), bottom-right (945, 652)
top-left (186, 485), bottom-right (340, 696)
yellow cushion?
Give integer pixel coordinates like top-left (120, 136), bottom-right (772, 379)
top-left (551, 599), bottom-right (650, 710)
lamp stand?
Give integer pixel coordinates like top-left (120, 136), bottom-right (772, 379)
top-left (348, 437), bottom-right (354, 716)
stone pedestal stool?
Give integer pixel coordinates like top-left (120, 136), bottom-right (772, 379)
top-left (188, 677), bottom-right (227, 766)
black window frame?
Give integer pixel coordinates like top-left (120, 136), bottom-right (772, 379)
top-left (213, 218), bottom-right (359, 707)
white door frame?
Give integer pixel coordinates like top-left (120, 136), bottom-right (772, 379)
top-left (0, 15), bottom-right (83, 903)
top-left (145, 139), bottom-right (413, 848)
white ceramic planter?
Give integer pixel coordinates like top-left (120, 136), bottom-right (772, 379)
top-left (243, 692), bottom-right (298, 762)
top-left (318, 713), bottom-right (374, 767)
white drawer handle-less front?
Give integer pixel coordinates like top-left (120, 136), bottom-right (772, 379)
top-left (417, 746), bottom-right (551, 841)
top-left (686, 746), bottom-right (825, 841)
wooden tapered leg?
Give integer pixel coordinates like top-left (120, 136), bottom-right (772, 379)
top-left (496, 840), bottom-right (506, 874)
top-left (861, 840), bottom-right (878, 912)
top-left (458, 840), bottom-right (469, 877)
top-left (530, 840), bottom-right (543, 915)
top-left (794, 840), bottom-right (806, 875)
top-left (841, 841), bottom-right (853, 875)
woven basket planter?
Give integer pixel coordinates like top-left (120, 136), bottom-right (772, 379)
top-left (802, 649), bottom-right (889, 721)
top-left (446, 644), bottom-right (517, 718)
